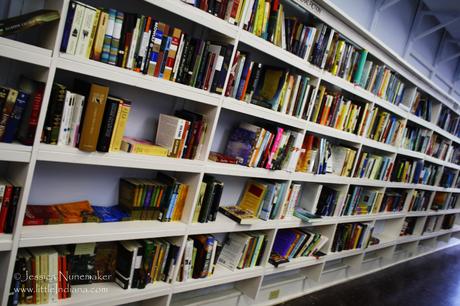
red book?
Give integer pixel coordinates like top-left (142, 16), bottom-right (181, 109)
top-left (0, 184), bottom-right (12, 232)
top-left (23, 205), bottom-right (63, 225)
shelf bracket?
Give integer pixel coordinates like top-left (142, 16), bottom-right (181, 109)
top-left (438, 51), bottom-right (460, 65)
top-left (453, 59), bottom-right (460, 83)
top-left (403, 0), bottom-right (424, 58)
top-left (370, 0), bottom-right (404, 32)
top-left (413, 15), bottom-right (460, 42)
top-left (430, 29), bottom-right (448, 78)
top-left (379, 0), bottom-right (403, 12)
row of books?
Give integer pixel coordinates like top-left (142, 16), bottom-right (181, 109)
top-left (0, 76), bottom-right (45, 146)
top-left (181, 0), bottom-right (246, 25)
top-left (308, 87), bottom-right (366, 135)
top-left (363, 107), bottom-right (404, 145)
top-left (226, 53), bottom-right (314, 119)
top-left (156, 111), bottom-right (208, 159)
top-left (400, 217), bottom-right (416, 236)
top-left (340, 187), bottom-right (384, 216)
top-left (269, 229), bottom-right (328, 266)
top-left (331, 222), bottom-right (374, 252)
top-left (353, 152), bottom-right (393, 181)
top-left (221, 122), bottom-right (303, 171)
top-left (0, 179), bottom-right (21, 233)
top-left (410, 92), bottom-right (432, 122)
top-left (391, 159), bottom-right (426, 185)
top-left (431, 192), bottom-right (448, 211)
top-left (377, 191), bottom-right (407, 213)
top-left (440, 169), bottom-right (456, 188)
top-left (119, 173), bottom-right (189, 222)
top-left (217, 231), bottom-right (267, 271)
top-left (61, 1), bottom-right (232, 94)
top-left (177, 234), bottom-right (221, 282)
top-left (407, 190), bottom-right (430, 212)
top-left (218, 179), bottom-right (292, 224)
top-left (295, 134), bottom-right (357, 176)
top-left (437, 106), bottom-right (460, 137)
top-left (426, 134), bottom-right (450, 160)
top-left (42, 81), bottom-right (131, 153)
top-left (314, 186), bottom-right (341, 217)
top-left (401, 125), bottom-right (431, 153)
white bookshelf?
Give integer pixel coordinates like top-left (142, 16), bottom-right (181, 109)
top-left (1, 0), bottom-right (460, 306)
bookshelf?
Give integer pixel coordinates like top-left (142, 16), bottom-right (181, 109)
top-left (1, 0), bottom-right (460, 306)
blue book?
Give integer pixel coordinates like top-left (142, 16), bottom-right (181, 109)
top-left (2, 92), bottom-right (29, 143)
top-left (92, 205), bottom-right (130, 222)
top-left (60, 1), bottom-right (77, 52)
top-left (101, 8), bottom-right (117, 63)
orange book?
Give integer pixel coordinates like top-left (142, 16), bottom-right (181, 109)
top-left (240, 62), bottom-right (254, 101)
top-left (54, 200), bottom-right (97, 223)
top-left (296, 134), bottom-right (315, 172)
top-left (172, 184), bottom-right (189, 221)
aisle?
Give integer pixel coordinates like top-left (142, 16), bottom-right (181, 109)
top-left (281, 245), bottom-right (460, 306)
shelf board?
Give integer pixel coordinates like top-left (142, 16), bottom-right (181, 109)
top-left (238, 30), bottom-right (322, 78)
top-left (0, 142), bottom-right (32, 163)
top-left (305, 121), bottom-right (362, 144)
top-left (145, 0), bottom-right (239, 38)
top-left (372, 96), bottom-right (406, 118)
top-left (0, 37), bottom-right (52, 67)
top-left (205, 160), bottom-right (292, 180)
top-left (172, 265), bottom-right (263, 293)
top-left (54, 282), bottom-right (170, 306)
top-left (19, 221), bottom-right (187, 247)
top-left (37, 144), bottom-right (204, 173)
top-left (0, 234), bottom-right (13, 251)
top-left (361, 138), bottom-right (397, 153)
top-left (222, 97), bottom-right (307, 130)
top-left (397, 148), bottom-right (425, 160)
top-left (321, 71), bottom-right (375, 103)
top-left (55, 54), bottom-right (221, 107)
top-left (188, 212), bottom-right (279, 235)
top-left (264, 256), bottom-right (324, 275)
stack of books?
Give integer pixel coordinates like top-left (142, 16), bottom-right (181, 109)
top-left (0, 76), bottom-right (45, 145)
top-left (219, 179), bottom-right (290, 224)
top-left (181, 0), bottom-right (247, 25)
top-left (217, 232), bottom-right (267, 271)
top-left (177, 235), bottom-right (222, 281)
top-left (331, 222), bottom-right (374, 252)
top-left (218, 122), bottom-right (303, 171)
top-left (23, 201), bottom-right (99, 225)
top-left (269, 229), bottom-right (328, 266)
top-left (401, 125), bottom-right (431, 153)
top-left (375, 190), bottom-right (407, 213)
top-left (193, 175), bottom-right (224, 223)
top-left (118, 173), bottom-right (189, 222)
top-left (353, 152), bottom-right (393, 181)
top-left (408, 190), bottom-right (430, 212)
top-left (0, 178), bottom-right (21, 234)
top-left (340, 186), bottom-right (384, 216)
top-left (296, 134), bottom-right (357, 176)
top-left (308, 86), bottom-right (367, 135)
top-left (226, 52), bottom-right (314, 119)
top-left (61, 1), bottom-right (233, 94)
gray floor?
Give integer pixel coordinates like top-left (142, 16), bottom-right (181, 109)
top-left (281, 244), bottom-right (460, 306)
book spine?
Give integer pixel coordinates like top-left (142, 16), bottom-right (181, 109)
top-left (61, 2), bottom-right (77, 52)
top-left (3, 92), bottom-right (29, 143)
top-left (100, 8), bottom-right (117, 63)
top-left (108, 11), bottom-right (124, 65)
top-left (96, 99), bottom-right (120, 152)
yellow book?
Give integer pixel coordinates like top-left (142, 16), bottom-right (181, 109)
top-left (352, 226), bottom-right (363, 249)
top-left (86, 9), bottom-right (101, 58)
top-left (331, 40), bottom-right (345, 75)
top-left (235, 0), bottom-right (246, 24)
top-left (172, 184), bottom-right (189, 221)
top-left (238, 180), bottom-right (267, 216)
top-left (366, 107), bottom-right (380, 138)
top-left (120, 137), bottom-right (168, 156)
top-left (193, 182), bottom-right (207, 223)
top-left (346, 150), bottom-right (357, 176)
top-left (311, 85), bottom-right (327, 123)
top-left (357, 103), bottom-right (370, 135)
top-left (109, 100), bottom-right (132, 151)
top-left (254, 0), bottom-right (265, 36)
top-left (374, 112), bottom-right (389, 141)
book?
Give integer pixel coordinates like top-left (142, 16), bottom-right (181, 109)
top-left (0, 9), bottom-right (59, 37)
top-left (120, 137), bottom-right (168, 156)
top-left (219, 206), bottom-right (258, 225)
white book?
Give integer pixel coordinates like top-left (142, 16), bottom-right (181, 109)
top-left (183, 239), bottom-right (194, 282)
top-left (66, 3), bottom-right (86, 55)
top-left (126, 17), bottom-right (141, 69)
top-left (208, 239), bottom-right (218, 276)
top-left (232, 54), bottom-right (246, 98)
top-left (288, 75), bottom-right (302, 116)
top-left (69, 93), bottom-right (85, 147)
top-left (206, 44), bottom-right (223, 91)
top-left (57, 91), bottom-right (73, 146)
top-left (156, 114), bottom-right (185, 156)
top-left (218, 232), bottom-right (250, 271)
top-left (172, 33), bottom-right (186, 81)
top-left (75, 5), bottom-right (97, 58)
top-left (320, 29), bottom-right (335, 69)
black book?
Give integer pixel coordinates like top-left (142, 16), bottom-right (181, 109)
top-left (4, 186), bottom-right (20, 233)
top-left (198, 175), bottom-right (218, 223)
top-left (96, 96), bottom-right (121, 152)
top-left (42, 83), bottom-right (66, 144)
top-left (114, 240), bottom-right (141, 289)
top-left (72, 79), bottom-right (92, 146)
top-left (117, 13), bottom-right (137, 68)
top-left (0, 9), bottom-right (59, 37)
top-left (207, 179), bottom-right (224, 222)
top-left (131, 244), bottom-right (144, 289)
